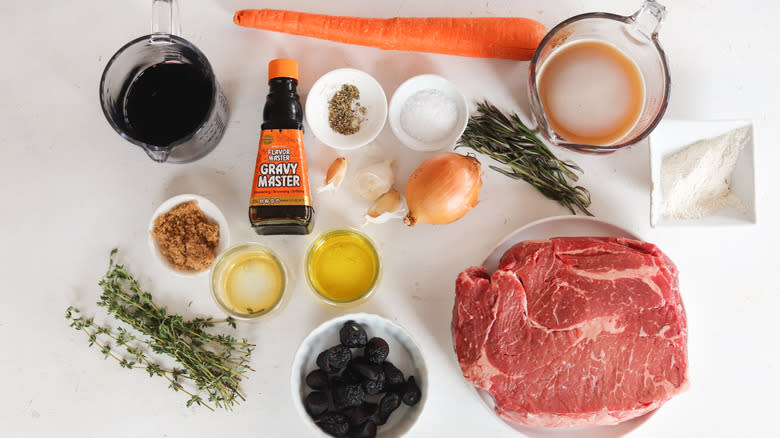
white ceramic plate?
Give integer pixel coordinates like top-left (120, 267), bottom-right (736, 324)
top-left (649, 119), bottom-right (756, 227)
top-left (147, 194), bottom-right (230, 277)
top-left (388, 74), bottom-right (468, 152)
top-left (482, 215), bottom-right (639, 272)
top-left (475, 216), bottom-right (656, 437)
top-left (305, 68), bottom-right (387, 150)
top-left (291, 313), bottom-right (427, 437)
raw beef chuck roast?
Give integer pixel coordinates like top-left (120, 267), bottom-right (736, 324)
top-left (452, 237), bottom-right (688, 428)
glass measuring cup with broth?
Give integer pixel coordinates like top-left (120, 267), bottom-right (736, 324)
top-left (528, 0), bottom-right (670, 153)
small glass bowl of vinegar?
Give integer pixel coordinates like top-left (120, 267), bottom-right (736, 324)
top-left (210, 243), bottom-right (288, 320)
top-left (305, 229), bottom-right (381, 306)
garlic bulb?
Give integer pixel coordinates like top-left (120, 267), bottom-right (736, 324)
top-left (354, 160), bottom-right (393, 201)
top-left (363, 189), bottom-right (406, 225)
top-left (318, 157), bottom-right (348, 193)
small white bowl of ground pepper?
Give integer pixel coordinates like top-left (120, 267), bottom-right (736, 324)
top-left (305, 68), bottom-right (387, 150)
top-left (148, 194), bottom-right (230, 277)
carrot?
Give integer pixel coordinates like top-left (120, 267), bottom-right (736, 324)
top-left (233, 9), bottom-right (546, 60)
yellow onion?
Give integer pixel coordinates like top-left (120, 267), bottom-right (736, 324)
top-left (404, 153), bottom-right (482, 226)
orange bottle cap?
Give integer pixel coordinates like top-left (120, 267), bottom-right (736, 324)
top-left (268, 59), bottom-right (298, 81)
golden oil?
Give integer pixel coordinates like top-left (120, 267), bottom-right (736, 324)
top-left (210, 244), bottom-right (286, 318)
top-left (306, 230), bottom-right (380, 304)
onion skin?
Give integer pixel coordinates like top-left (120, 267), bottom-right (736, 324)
top-left (404, 153), bottom-right (482, 226)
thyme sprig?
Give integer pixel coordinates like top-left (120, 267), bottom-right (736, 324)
top-left (65, 249), bottom-right (254, 411)
top-left (457, 100), bottom-right (593, 215)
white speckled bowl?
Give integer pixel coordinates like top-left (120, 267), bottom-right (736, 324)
top-left (389, 74), bottom-right (468, 152)
top-left (291, 313), bottom-right (428, 437)
top-left (305, 68), bottom-right (387, 150)
top-left (147, 194), bottom-right (230, 277)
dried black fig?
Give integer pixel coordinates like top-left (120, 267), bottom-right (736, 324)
top-left (305, 391), bottom-right (329, 417)
top-left (362, 370), bottom-right (385, 395)
top-left (346, 402), bottom-right (377, 427)
top-left (315, 411), bottom-right (350, 437)
top-left (340, 320), bottom-right (368, 348)
top-left (333, 380), bottom-right (366, 411)
top-left (317, 344), bottom-right (352, 374)
top-left (364, 337), bottom-right (389, 364)
top-left (382, 361), bottom-right (405, 387)
top-left (351, 420), bottom-right (377, 438)
top-left (374, 392), bottom-right (402, 425)
top-left (306, 369), bottom-right (330, 390)
top-left (400, 376), bottom-right (421, 406)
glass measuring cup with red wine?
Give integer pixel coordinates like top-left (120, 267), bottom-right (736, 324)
top-left (99, 0), bottom-right (227, 163)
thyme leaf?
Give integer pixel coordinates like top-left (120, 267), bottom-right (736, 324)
top-left (65, 250), bottom-right (254, 411)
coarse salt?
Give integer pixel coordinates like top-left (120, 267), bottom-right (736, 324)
top-left (660, 126), bottom-right (749, 219)
top-left (400, 89), bottom-right (458, 143)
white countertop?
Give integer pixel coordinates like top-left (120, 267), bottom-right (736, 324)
top-left (2, 1), bottom-right (778, 437)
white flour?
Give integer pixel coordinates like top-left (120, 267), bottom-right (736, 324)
top-left (661, 126), bottom-right (749, 219)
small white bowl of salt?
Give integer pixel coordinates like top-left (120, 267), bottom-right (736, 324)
top-left (389, 74), bottom-right (468, 152)
top-left (650, 120), bottom-right (756, 227)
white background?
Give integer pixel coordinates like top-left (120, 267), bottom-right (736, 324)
top-left (1, 0), bottom-right (778, 437)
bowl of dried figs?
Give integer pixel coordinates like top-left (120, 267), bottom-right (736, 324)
top-left (291, 313), bottom-right (427, 437)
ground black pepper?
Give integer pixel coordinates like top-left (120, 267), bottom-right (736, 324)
top-left (328, 84), bottom-right (366, 135)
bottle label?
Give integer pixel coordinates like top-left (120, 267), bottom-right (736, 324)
top-left (250, 129), bottom-right (311, 207)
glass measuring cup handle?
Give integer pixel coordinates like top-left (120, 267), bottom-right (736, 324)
top-left (630, 0), bottom-right (667, 39)
top-left (143, 0), bottom-right (181, 162)
top-left (152, 0), bottom-right (181, 36)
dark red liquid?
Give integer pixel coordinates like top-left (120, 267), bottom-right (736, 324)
top-left (124, 62), bottom-right (213, 146)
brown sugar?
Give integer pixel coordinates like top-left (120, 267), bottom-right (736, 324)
top-left (151, 200), bottom-right (220, 272)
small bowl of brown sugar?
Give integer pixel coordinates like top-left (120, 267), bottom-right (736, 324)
top-left (148, 194), bottom-right (230, 276)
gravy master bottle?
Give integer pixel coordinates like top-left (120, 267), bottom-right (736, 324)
top-left (248, 59), bottom-right (314, 235)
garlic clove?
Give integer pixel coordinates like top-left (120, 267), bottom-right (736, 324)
top-left (363, 211), bottom-right (406, 225)
top-left (367, 189), bottom-right (402, 218)
top-left (318, 157), bottom-right (348, 193)
top-left (363, 189), bottom-right (406, 225)
top-left (354, 160), bottom-right (393, 201)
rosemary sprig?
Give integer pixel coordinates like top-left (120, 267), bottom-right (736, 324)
top-left (456, 100), bottom-right (593, 215)
top-left (65, 249), bottom-right (254, 411)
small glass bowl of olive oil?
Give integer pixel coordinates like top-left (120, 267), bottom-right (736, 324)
top-left (305, 229), bottom-right (381, 306)
top-left (210, 243), bottom-right (288, 320)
